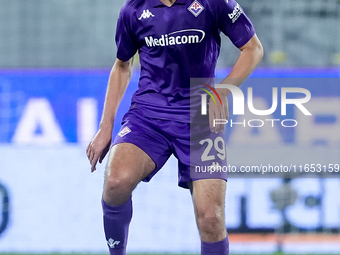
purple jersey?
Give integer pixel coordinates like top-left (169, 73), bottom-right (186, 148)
top-left (116, 0), bottom-right (255, 122)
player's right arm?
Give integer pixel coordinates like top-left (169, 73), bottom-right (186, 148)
top-left (86, 57), bottom-right (134, 172)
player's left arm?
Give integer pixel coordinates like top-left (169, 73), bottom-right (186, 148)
top-left (210, 34), bottom-right (263, 133)
top-left (209, 0), bottom-right (264, 132)
top-left (223, 34), bottom-right (263, 86)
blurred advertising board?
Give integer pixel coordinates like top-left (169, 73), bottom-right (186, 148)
top-left (0, 68), bottom-right (339, 253)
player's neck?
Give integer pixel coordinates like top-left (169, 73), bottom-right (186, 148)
top-left (159, 0), bottom-right (177, 7)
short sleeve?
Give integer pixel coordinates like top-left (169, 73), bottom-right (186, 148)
top-left (215, 0), bottom-right (255, 48)
top-left (115, 4), bottom-right (138, 61)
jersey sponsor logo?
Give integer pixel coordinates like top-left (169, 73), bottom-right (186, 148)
top-left (138, 9), bottom-right (155, 20)
top-left (188, 0), bottom-right (204, 17)
top-left (118, 126), bottom-right (131, 137)
top-left (144, 29), bottom-right (205, 47)
top-left (228, 3), bottom-right (242, 23)
top-left (107, 238), bottom-right (121, 248)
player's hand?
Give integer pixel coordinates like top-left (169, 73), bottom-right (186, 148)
top-left (209, 88), bottom-right (229, 133)
top-left (86, 127), bottom-right (112, 172)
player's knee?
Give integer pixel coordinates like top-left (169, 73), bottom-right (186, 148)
top-left (103, 171), bottom-right (134, 203)
top-left (197, 214), bottom-right (223, 232)
top-left (105, 176), bottom-right (124, 190)
top-left (196, 211), bottom-right (225, 239)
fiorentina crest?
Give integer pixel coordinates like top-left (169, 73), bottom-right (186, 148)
top-left (188, 0), bottom-right (204, 17)
top-left (118, 126), bottom-right (131, 138)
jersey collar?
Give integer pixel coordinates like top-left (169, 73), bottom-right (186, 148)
top-left (151, 0), bottom-right (187, 8)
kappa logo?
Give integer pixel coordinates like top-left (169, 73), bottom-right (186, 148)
top-left (188, 0), bottom-right (204, 17)
top-left (138, 9), bottom-right (155, 20)
top-left (107, 238), bottom-right (121, 248)
top-left (118, 126), bottom-right (131, 137)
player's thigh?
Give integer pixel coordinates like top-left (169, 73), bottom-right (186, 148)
top-left (104, 142), bottom-right (156, 192)
top-left (189, 179), bottom-right (226, 223)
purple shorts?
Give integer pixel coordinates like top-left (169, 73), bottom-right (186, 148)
top-left (113, 108), bottom-right (228, 189)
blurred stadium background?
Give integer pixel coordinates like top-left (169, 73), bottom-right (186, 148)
top-left (0, 0), bottom-right (340, 254)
